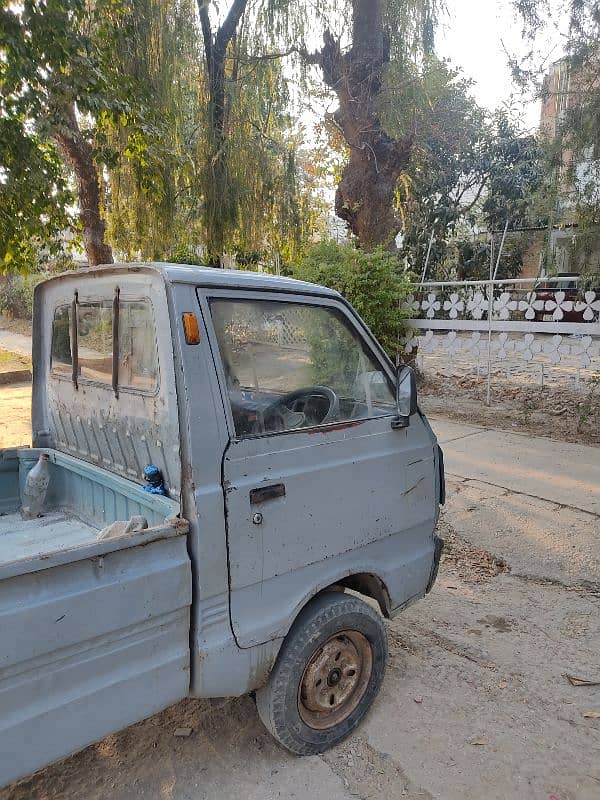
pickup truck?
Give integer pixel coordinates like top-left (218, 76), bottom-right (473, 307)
top-left (0, 263), bottom-right (444, 787)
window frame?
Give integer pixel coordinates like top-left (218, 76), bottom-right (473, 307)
top-left (49, 294), bottom-right (161, 398)
top-left (198, 288), bottom-right (397, 441)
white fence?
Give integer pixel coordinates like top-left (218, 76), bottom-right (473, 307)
top-left (401, 277), bottom-right (600, 395)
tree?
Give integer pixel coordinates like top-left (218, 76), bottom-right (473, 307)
top-left (95, 0), bottom-right (205, 261)
top-left (390, 60), bottom-right (546, 281)
top-left (512, 0), bottom-right (600, 276)
top-left (196, 0), bottom-right (249, 262)
top-left (384, 58), bottom-right (493, 273)
top-left (1, 0), bottom-right (114, 265)
top-left (301, 0), bottom-right (437, 251)
top-left (0, 117), bottom-right (74, 272)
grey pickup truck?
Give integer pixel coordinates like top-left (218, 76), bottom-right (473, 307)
top-left (0, 263), bottom-right (444, 787)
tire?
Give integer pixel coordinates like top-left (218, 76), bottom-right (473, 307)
top-left (256, 591), bottom-right (387, 755)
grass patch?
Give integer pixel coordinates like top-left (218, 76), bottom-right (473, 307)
top-left (0, 348), bottom-right (31, 371)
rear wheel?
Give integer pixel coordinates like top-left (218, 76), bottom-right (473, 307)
top-left (256, 591), bottom-right (387, 755)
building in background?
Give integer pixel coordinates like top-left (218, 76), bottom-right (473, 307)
top-left (539, 57), bottom-right (600, 278)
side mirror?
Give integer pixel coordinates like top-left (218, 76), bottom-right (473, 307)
top-left (392, 365), bottom-right (417, 429)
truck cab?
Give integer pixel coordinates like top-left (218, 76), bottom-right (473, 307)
top-left (0, 263), bottom-right (443, 786)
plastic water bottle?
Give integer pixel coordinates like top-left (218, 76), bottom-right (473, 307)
top-left (21, 453), bottom-right (50, 518)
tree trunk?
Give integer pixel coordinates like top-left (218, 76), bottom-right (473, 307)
top-left (54, 105), bottom-right (113, 266)
top-left (198, 0), bottom-right (249, 265)
top-left (312, 0), bottom-right (412, 250)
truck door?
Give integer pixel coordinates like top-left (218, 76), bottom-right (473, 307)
top-left (200, 291), bottom-right (437, 649)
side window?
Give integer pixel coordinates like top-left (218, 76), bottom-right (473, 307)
top-left (118, 301), bottom-right (159, 391)
top-left (51, 306), bottom-right (72, 375)
top-left (77, 301), bottom-right (113, 383)
top-left (210, 298), bottom-right (395, 438)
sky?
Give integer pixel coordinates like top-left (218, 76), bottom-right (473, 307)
top-left (437, 0), bottom-right (567, 132)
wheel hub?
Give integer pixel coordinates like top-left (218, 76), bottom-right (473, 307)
top-left (328, 668), bottom-right (342, 686)
top-left (298, 630), bottom-right (373, 730)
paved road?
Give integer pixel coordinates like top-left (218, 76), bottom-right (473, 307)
top-left (431, 417), bottom-right (600, 515)
top-left (1, 389), bottom-right (599, 800)
top-left (0, 330), bottom-right (31, 358)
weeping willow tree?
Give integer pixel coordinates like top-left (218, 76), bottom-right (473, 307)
top-left (94, 0), bottom-right (323, 264)
top-left (196, 0), bottom-right (328, 264)
top-left (191, 0), bottom-right (440, 259)
top-left (90, 0), bottom-right (440, 263)
top-left (198, 19), bottom-right (326, 264)
top-left (92, 0), bottom-right (204, 260)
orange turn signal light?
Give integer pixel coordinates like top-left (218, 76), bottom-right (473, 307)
top-left (182, 312), bottom-right (201, 345)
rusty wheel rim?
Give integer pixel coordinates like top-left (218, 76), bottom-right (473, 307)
top-left (298, 630), bottom-right (373, 730)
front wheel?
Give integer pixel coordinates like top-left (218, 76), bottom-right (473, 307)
top-left (256, 591), bottom-right (387, 755)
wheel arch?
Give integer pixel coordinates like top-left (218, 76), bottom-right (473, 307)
top-left (312, 572), bottom-right (392, 619)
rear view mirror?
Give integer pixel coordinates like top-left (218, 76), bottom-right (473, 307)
top-left (392, 365), bottom-right (417, 429)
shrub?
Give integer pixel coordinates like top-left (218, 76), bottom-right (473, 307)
top-left (0, 272), bottom-right (48, 319)
top-left (292, 240), bottom-right (414, 358)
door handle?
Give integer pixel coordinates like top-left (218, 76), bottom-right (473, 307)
top-left (249, 483), bottom-right (286, 505)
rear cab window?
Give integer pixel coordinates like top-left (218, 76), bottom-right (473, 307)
top-left (78, 301), bottom-right (113, 383)
top-left (50, 297), bottom-right (159, 393)
top-left (50, 306), bottom-right (72, 375)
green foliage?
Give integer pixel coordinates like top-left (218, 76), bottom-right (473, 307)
top-left (482, 114), bottom-right (546, 230)
top-left (0, 0), bottom-right (125, 268)
top-left (197, 21), bottom-right (326, 265)
top-left (0, 0), bottom-right (86, 271)
top-left (0, 121), bottom-right (75, 272)
top-left (95, 0), bottom-right (205, 260)
top-left (0, 272), bottom-right (48, 319)
top-left (379, 56), bottom-right (546, 280)
top-left (292, 240), bottom-right (414, 356)
top-left (0, 0), bottom-right (325, 268)
top-left (446, 233), bottom-right (528, 281)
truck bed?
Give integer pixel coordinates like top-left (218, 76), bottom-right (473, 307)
top-left (0, 446), bottom-right (191, 787)
top-left (0, 509), bottom-right (98, 564)
top-left (0, 446), bottom-right (181, 580)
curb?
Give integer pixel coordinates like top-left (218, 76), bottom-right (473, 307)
top-left (0, 369), bottom-right (32, 386)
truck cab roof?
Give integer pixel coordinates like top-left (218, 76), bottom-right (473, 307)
top-left (44, 262), bottom-right (341, 299)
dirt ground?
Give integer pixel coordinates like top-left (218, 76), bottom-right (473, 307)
top-left (0, 384), bottom-right (32, 448)
top-left (1, 383), bottom-right (599, 800)
top-left (419, 372), bottom-right (600, 447)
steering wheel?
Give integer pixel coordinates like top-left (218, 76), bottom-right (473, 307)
top-left (263, 386), bottom-right (340, 431)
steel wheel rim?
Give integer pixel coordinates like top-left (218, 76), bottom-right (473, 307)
top-left (298, 630), bottom-right (373, 730)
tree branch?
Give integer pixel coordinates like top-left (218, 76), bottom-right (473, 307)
top-left (215, 0), bottom-right (249, 56)
top-left (456, 179), bottom-right (488, 215)
top-left (197, 1), bottom-right (213, 70)
top-left (298, 46), bottom-right (323, 67)
top-left (227, 46), bottom-right (313, 65)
